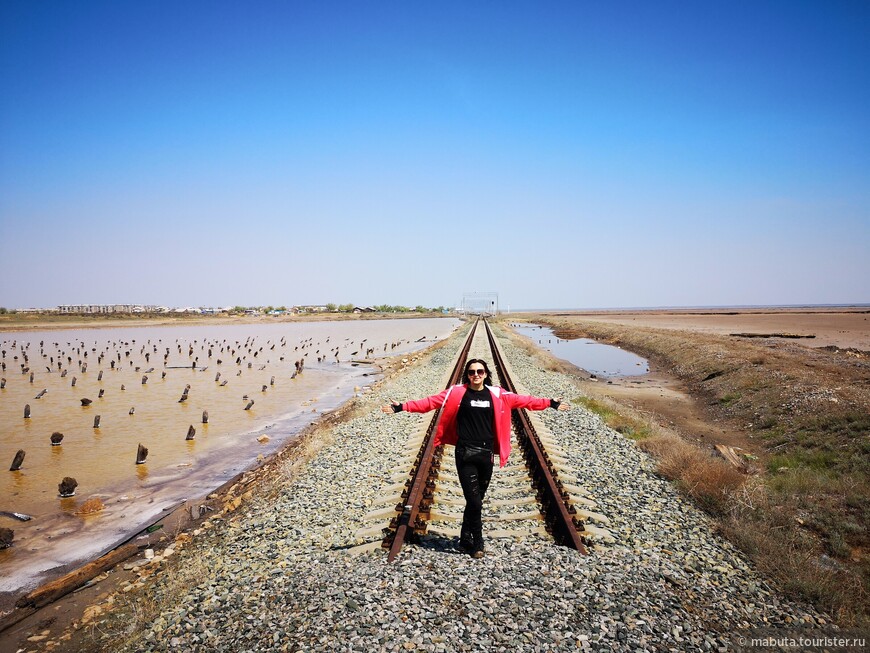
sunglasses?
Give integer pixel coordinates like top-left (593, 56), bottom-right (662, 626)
top-left (467, 368), bottom-right (486, 376)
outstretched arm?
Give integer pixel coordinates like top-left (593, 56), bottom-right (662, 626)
top-left (504, 393), bottom-right (571, 411)
top-left (381, 387), bottom-right (452, 415)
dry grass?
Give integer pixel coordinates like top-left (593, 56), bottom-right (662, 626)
top-left (531, 315), bottom-right (870, 627)
top-left (634, 431), bottom-right (868, 625)
top-left (638, 433), bottom-right (745, 514)
top-left (720, 473), bottom-right (869, 625)
top-left (94, 548), bottom-right (210, 649)
top-left (574, 396), bottom-right (655, 441)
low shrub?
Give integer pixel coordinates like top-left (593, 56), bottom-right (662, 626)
top-left (639, 434), bottom-right (745, 515)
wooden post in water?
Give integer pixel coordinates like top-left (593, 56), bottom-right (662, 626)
top-left (202, 410), bottom-right (208, 424)
top-left (0, 378), bottom-right (5, 389)
top-left (141, 375), bottom-right (148, 384)
top-left (50, 432), bottom-right (63, 446)
top-left (0, 528), bottom-right (12, 549)
top-left (244, 400), bottom-right (254, 410)
top-left (98, 370), bottom-right (103, 381)
top-left (186, 425), bottom-right (195, 440)
top-left (10, 450), bottom-right (25, 471)
top-left (80, 398), bottom-right (92, 406)
top-left (93, 415), bottom-right (101, 428)
top-left (129, 407), bottom-right (135, 415)
top-left (23, 404), bottom-right (31, 419)
top-left (136, 444), bottom-right (148, 464)
top-left (98, 389), bottom-right (105, 398)
top-left (71, 376), bottom-right (77, 387)
top-left (58, 477), bottom-right (77, 497)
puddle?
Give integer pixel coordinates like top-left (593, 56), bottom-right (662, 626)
top-left (511, 323), bottom-right (649, 377)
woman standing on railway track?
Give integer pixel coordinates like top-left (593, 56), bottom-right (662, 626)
top-left (381, 358), bottom-right (569, 558)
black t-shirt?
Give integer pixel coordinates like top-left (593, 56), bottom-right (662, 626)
top-left (457, 386), bottom-right (495, 448)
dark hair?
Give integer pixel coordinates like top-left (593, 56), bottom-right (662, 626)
top-left (463, 358), bottom-right (493, 386)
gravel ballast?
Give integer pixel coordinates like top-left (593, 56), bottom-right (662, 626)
top-left (104, 322), bottom-right (829, 652)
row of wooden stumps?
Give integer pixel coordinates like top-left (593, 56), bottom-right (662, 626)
top-left (21, 407), bottom-right (210, 425)
top-left (7, 448), bottom-right (140, 471)
top-left (8, 410), bottom-right (210, 471)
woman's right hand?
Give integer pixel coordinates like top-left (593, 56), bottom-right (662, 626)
top-left (381, 401), bottom-right (400, 414)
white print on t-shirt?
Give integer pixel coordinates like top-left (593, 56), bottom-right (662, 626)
top-left (470, 400), bottom-right (491, 408)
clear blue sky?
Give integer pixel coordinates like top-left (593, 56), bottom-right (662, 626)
top-left (1, 0), bottom-right (868, 309)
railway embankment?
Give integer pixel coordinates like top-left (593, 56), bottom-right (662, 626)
top-left (10, 321), bottom-right (842, 652)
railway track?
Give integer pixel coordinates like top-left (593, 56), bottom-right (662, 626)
top-left (357, 318), bottom-right (614, 559)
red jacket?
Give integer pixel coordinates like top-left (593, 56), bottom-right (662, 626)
top-left (401, 384), bottom-right (552, 467)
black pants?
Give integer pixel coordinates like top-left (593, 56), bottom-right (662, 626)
top-left (455, 443), bottom-right (494, 539)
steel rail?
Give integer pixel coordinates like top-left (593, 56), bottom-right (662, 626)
top-left (384, 319), bottom-right (479, 561)
top-left (483, 320), bottom-right (589, 554)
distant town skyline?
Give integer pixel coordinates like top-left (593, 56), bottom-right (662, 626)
top-left (1, 1), bottom-right (868, 309)
top-left (6, 300), bottom-right (868, 315)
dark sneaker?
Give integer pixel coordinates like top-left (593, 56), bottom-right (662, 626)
top-left (471, 534), bottom-right (485, 558)
top-left (457, 534), bottom-right (473, 553)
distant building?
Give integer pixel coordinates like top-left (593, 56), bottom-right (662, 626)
top-left (57, 304), bottom-right (157, 314)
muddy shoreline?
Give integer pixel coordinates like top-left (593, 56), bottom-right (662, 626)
top-left (0, 311), bottom-right (451, 333)
top-left (0, 389), bottom-right (372, 647)
top-left (0, 318), bottom-right (459, 619)
top-left (0, 341), bottom-right (434, 649)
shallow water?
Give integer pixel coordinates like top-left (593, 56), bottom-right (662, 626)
top-left (0, 318), bottom-right (459, 594)
top-left (511, 323), bottom-right (649, 377)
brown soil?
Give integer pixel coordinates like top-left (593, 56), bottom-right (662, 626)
top-left (585, 372), bottom-right (754, 451)
top-left (508, 309), bottom-right (870, 626)
top-left (526, 309), bottom-right (870, 469)
top-left (547, 306), bottom-right (870, 350)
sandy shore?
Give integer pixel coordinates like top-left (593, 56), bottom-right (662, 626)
top-left (0, 311), bottom-right (448, 333)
